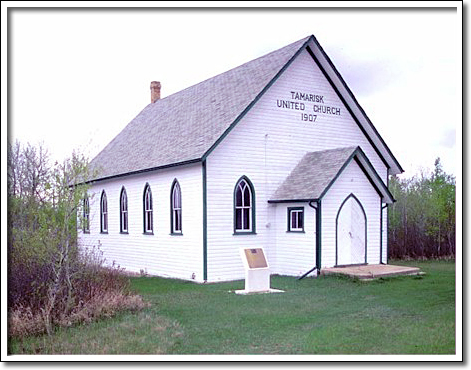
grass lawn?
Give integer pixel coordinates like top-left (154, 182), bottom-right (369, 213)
top-left (9, 260), bottom-right (455, 355)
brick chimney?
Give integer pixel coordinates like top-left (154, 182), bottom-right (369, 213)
top-left (150, 81), bottom-right (161, 103)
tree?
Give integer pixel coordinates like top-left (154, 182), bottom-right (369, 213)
top-left (8, 142), bottom-right (147, 339)
top-left (387, 158), bottom-right (455, 259)
top-left (8, 142), bottom-right (92, 334)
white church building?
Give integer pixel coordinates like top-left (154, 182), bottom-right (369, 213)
top-left (79, 35), bottom-right (403, 283)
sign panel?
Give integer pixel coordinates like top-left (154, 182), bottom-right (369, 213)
top-left (244, 248), bottom-right (268, 269)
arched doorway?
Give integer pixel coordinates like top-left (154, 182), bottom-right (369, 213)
top-left (336, 194), bottom-right (367, 266)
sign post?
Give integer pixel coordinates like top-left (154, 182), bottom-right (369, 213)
top-left (235, 247), bottom-right (284, 295)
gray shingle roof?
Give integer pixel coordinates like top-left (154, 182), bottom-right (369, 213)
top-left (88, 36), bottom-right (311, 181)
top-left (269, 146), bottom-right (395, 203)
top-left (270, 147), bottom-right (358, 202)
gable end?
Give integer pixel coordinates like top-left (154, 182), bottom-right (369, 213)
top-left (202, 36), bottom-right (314, 161)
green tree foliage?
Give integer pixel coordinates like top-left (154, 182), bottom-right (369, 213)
top-left (388, 158), bottom-right (455, 259)
top-left (7, 141), bottom-right (145, 338)
top-left (8, 141), bottom-right (91, 333)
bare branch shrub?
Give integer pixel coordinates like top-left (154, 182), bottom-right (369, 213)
top-left (8, 141), bottom-right (149, 339)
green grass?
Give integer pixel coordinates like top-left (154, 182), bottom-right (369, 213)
top-left (9, 260), bottom-right (455, 355)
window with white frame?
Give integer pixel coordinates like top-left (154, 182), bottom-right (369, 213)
top-left (100, 191), bottom-right (108, 233)
top-left (288, 207), bottom-right (304, 232)
top-left (171, 180), bottom-right (182, 234)
top-left (143, 184), bottom-right (153, 234)
top-left (83, 196), bottom-right (90, 233)
top-left (234, 177), bottom-right (255, 233)
top-left (120, 187), bottom-right (128, 233)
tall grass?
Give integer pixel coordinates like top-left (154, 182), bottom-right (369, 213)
top-left (8, 245), bottom-right (149, 338)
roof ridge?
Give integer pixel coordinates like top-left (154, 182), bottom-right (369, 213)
top-left (150, 35), bottom-right (312, 104)
top-left (307, 146), bottom-right (358, 155)
top-left (88, 35), bottom-right (312, 181)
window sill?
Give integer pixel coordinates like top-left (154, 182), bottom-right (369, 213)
top-left (170, 232), bottom-right (183, 236)
top-left (120, 231), bottom-right (129, 235)
top-left (100, 231), bottom-right (108, 234)
top-left (287, 230), bottom-right (305, 233)
top-left (143, 232), bottom-right (154, 235)
top-left (83, 231), bottom-right (90, 234)
top-left (233, 232), bottom-right (257, 236)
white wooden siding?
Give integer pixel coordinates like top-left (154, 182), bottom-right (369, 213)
top-left (78, 163), bottom-right (204, 282)
top-left (273, 203), bottom-right (316, 277)
top-left (321, 160), bottom-right (381, 268)
top-left (206, 48), bottom-right (387, 281)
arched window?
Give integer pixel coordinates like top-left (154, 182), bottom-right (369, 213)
top-left (100, 191), bottom-right (108, 233)
top-left (143, 184), bottom-right (153, 234)
top-left (83, 195), bottom-right (90, 233)
top-left (171, 180), bottom-right (182, 234)
top-left (120, 187), bottom-right (128, 233)
top-left (234, 176), bottom-right (255, 234)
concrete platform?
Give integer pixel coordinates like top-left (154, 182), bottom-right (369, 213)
top-left (321, 264), bottom-right (422, 280)
top-left (235, 288), bottom-right (285, 295)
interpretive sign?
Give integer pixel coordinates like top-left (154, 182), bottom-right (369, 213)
top-left (235, 247), bottom-right (283, 295)
top-left (244, 248), bottom-right (268, 269)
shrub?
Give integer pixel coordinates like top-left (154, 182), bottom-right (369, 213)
top-left (8, 244), bottom-right (150, 338)
top-left (7, 142), bottom-right (149, 339)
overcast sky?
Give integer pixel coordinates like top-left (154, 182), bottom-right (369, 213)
top-left (6, 4), bottom-right (461, 178)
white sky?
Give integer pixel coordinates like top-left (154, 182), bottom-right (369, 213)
top-left (5, 3), bottom-right (462, 178)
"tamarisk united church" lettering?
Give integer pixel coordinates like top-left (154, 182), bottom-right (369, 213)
top-left (290, 91), bottom-right (324, 103)
top-left (275, 90), bottom-right (342, 122)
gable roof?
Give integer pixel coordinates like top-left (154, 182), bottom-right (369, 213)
top-left (88, 35), bottom-right (402, 183)
top-left (268, 146), bottom-right (395, 204)
top-left (88, 36), bottom-right (311, 181)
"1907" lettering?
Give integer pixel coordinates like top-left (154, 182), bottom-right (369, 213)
top-left (301, 113), bottom-right (317, 122)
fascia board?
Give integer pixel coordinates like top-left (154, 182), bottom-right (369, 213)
top-left (354, 149), bottom-right (395, 204)
top-left (307, 37), bottom-right (404, 175)
top-left (202, 36), bottom-right (313, 161)
top-left (318, 146), bottom-right (395, 204)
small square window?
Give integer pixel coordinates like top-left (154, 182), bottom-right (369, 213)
top-left (288, 207), bottom-right (304, 232)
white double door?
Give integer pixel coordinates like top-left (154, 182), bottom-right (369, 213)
top-left (337, 195), bottom-right (366, 266)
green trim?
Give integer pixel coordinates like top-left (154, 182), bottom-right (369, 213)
top-left (353, 157), bottom-right (387, 201)
top-left (202, 160), bottom-right (207, 281)
top-left (317, 147), bottom-right (393, 204)
top-left (306, 41), bottom-right (403, 174)
top-left (119, 186), bottom-right (128, 234)
top-left (335, 193), bottom-right (367, 266)
top-left (380, 199), bottom-right (383, 264)
top-left (316, 200), bottom-right (322, 270)
top-left (317, 150), bottom-right (358, 200)
top-left (305, 46), bottom-right (390, 172)
top-left (233, 175), bottom-right (256, 234)
top-left (268, 198), bottom-right (316, 204)
top-left (83, 196), bottom-right (90, 233)
top-left (386, 175), bottom-right (389, 264)
top-left (287, 206), bottom-right (305, 232)
top-left (170, 179), bottom-right (182, 235)
top-left (100, 190), bottom-right (108, 234)
top-left (202, 37), bottom-right (313, 161)
top-left (353, 147), bottom-right (395, 203)
top-left (81, 158), bottom-right (202, 185)
top-left (143, 183), bottom-right (153, 234)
